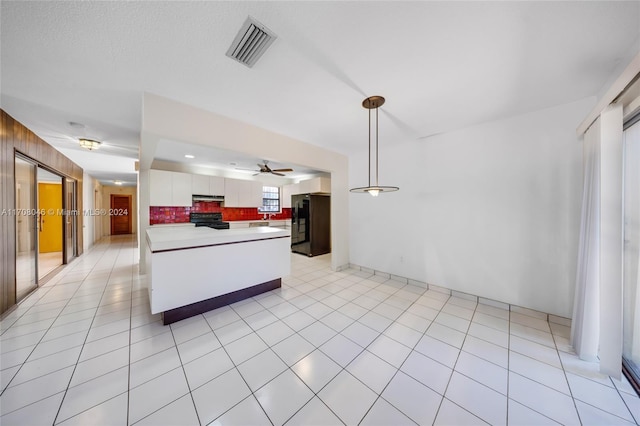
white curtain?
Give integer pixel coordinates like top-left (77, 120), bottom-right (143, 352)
top-left (625, 121), bottom-right (640, 363)
top-left (599, 103), bottom-right (624, 379)
top-left (571, 103), bottom-right (624, 379)
top-left (571, 119), bottom-right (601, 362)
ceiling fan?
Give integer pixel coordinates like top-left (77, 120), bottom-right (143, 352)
top-left (253, 161), bottom-right (293, 176)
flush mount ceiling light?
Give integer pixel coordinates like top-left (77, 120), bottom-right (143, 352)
top-left (350, 96), bottom-right (399, 197)
top-left (78, 138), bottom-right (101, 151)
top-left (184, 154), bottom-right (195, 159)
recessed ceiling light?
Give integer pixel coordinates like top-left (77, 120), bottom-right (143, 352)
top-left (185, 154), bottom-right (195, 159)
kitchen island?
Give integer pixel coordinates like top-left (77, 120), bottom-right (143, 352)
top-left (145, 225), bottom-right (291, 325)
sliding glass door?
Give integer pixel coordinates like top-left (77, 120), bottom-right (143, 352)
top-left (622, 116), bottom-right (640, 388)
top-left (14, 153), bottom-right (72, 302)
top-left (15, 155), bottom-right (38, 301)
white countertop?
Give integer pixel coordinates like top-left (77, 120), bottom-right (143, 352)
top-left (146, 224), bottom-right (290, 252)
top-left (227, 219), bottom-right (290, 223)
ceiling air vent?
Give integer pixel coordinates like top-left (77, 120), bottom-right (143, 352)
top-left (226, 16), bottom-right (277, 68)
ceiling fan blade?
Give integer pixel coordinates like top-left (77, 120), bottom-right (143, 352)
top-left (272, 172), bottom-right (285, 176)
top-left (252, 172), bottom-right (261, 176)
top-left (272, 168), bottom-right (293, 172)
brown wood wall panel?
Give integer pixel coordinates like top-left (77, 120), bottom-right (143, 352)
top-left (1, 111), bottom-right (14, 313)
top-left (1, 109), bottom-right (84, 315)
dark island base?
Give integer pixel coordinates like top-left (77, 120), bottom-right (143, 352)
top-left (161, 278), bottom-right (282, 325)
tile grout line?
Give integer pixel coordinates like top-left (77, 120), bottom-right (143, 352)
top-left (430, 294), bottom-right (488, 425)
top-left (126, 238), bottom-right (136, 426)
top-left (277, 270), bottom-right (401, 425)
top-left (342, 278), bottom-right (454, 425)
top-left (204, 304), bottom-right (275, 426)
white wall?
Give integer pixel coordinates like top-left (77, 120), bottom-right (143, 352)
top-left (82, 172), bottom-right (95, 252)
top-left (349, 97), bottom-right (595, 317)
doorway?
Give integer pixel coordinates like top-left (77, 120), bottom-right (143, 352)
top-left (14, 153), bottom-right (72, 302)
top-left (37, 168), bottom-right (64, 279)
top-left (110, 194), bottom-right (132, 235)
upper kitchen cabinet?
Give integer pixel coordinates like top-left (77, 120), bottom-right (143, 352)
top-left (192, 174), bottom-right (225, 196)
top-left (224, 178), bottom-right (263, 207)
top-left (150, 170), bottom-right (192, 206)
top-left (286, 177), bottom-right (330, 197)
top-left (299, 176), bottom-right (331, 194)
top-left (210, 176), bottom-right (225, 195)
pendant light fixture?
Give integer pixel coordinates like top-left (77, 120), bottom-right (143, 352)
top-left (350, 95), bottom-right (399, 196)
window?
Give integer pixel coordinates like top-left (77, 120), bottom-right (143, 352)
top-left (259, 186), bottom-right (280, 212)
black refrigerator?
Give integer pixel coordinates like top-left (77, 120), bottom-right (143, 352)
top-left (291, 194), bottom-right (331, 257)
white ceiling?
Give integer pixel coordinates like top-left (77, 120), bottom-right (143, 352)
top-left (1, 1), bottom-right (639, 186)
top-left (153, 138), bottom-right (326, 181)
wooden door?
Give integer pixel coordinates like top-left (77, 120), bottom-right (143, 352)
top-left (110, 195), bottom-right (131, 235)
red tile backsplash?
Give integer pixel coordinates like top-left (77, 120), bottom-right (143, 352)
top-left (149, 202), bottom-right (291, 225)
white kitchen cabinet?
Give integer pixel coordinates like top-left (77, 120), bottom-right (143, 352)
top-left (191, 174), bottom-right (210, 195)
top-left (224, 179), bottom-right (240, 207)
top-left (209, 176), bottom-right (225, 195)
top-left (237, 180), bottom-right (253, 207)
top-left (238, 180), bottom-right (263, 207)
top-left (251, 181), bottom-right (264, 207)
top-left (299, 177), bottom-right (330, 194)
top-left (172, 172), bottom-right (193, 206)
top-left (150, 170), bottom-right (192, 206)
top-left (192, 174), bottom-right (225, 196)
top-left (150, 170), bottom-right (173, 206)
top-left (224, 178), bottom-right (263, 207)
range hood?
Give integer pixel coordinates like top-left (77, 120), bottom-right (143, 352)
top-left (192, 194), bottom-right (225, 202)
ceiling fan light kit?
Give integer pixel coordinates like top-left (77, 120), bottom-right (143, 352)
top-left (78, 138), bottom-right (101, 151)
top-left (350, 96), bottom-right (399, 196)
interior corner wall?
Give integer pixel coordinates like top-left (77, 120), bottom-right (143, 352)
top-left (349, 97), bottom-right (595, 318)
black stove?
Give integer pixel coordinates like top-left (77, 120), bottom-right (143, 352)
top-left (190, 212), bottom-right (230, 230)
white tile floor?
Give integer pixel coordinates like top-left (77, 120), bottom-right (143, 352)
top-left (1, 234), bottom-right (640, 425)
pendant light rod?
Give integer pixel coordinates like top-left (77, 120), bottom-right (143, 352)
top-left (368, 100), bottom-right (372, 188)
top-left (350, 95), bottom-right (399, 196)
top-left (375, 105), bottom-right (379, 187)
